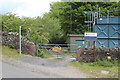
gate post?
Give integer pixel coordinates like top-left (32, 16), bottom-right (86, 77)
top-left (36, 44), bottom-right (38, 56)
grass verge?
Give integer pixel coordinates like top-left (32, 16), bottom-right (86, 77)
top-left (70, 60), bottom-right (118, 78)
top-left (1, 46), bottom-right (24, 59)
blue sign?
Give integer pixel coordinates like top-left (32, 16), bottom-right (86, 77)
top-left (85, 36), bottom-right (97, 41)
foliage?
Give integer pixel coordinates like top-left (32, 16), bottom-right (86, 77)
top-left (0, 14), bottom-right (2, 29)
top-left (2, 13), bottom-right (23, 33)
top-left (37, 49), bottom-right (52, 58)
top-left (89, 59), bottom-right (118, 67)
top-left (2, 12), bottom-right (63, 44)
top-left (40, 13), bottom-right (64, 43)
top-left (61, 48), bottom-right (69, 54)
top-left (49, 2), bottom-right (120, 35)
top-left (1, 2), bottom-right (120, 44)
top-left (71, 59), bottom-right (118, 78)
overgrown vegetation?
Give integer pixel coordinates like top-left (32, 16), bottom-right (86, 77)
top-left (71, 59), bottom-right (118, 78)
top-left (90, 59), bottom-right (118, 67)
top-left (1, 13), bottom-right (63, 44)
top-left (37, 49), bottom-right (53, 58)
top-left (1, 2), bottom-right (119, 44)
top-left (1, 46), bottom-right (24, 59)
top-left (50, 2), bottom-right (120, 35)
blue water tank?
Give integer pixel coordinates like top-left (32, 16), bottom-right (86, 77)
top-left (94, 16), bottom-right (120, 48)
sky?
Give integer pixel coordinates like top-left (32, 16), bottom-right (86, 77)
top-left (0, 0), bottom-right (60, 17)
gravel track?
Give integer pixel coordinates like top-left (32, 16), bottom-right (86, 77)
top-left (1, 56), bottom-right (91, 78)
top-left (19, 56), bottom-right (69, 67)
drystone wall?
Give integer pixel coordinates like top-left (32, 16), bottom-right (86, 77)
top-left (76, 47), bottom-right (119, 62)
top-left (1, 31), bottom-right (36, 56)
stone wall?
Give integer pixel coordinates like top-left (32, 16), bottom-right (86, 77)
top-left (76, 47), bottom-right (119, 62)
top-left (1, 31), bottom-right (36, 56)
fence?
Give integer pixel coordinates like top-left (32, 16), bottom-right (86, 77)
top-left (36, 43), bottom-right (77, 57)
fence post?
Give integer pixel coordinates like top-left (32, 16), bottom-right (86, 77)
top-left (36, 44), bottom-right (38, 56)
top-left (93, 41), bottom-right (96, 61)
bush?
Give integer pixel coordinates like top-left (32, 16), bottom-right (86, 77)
top-left (37, 49), bottom-right (44, 58)
top-left (89, 59), bottom-right (118, 67)
top-left (37, 49), bottom-right (52, 58)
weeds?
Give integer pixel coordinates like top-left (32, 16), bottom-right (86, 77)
top-left (90, 59), bottom-right (118, 67)
top-left (71, 59), bottom-right (118, 78)
top-left (37, 49), bottom-right (52, 58)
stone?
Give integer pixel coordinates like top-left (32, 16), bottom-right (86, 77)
top-left (1, 31), bottom-right (36, 56)
top-left (76, 47), bottom-right (119, 62)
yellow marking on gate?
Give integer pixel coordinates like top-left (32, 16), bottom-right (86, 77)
top-left (52, 47), bottom-right (62, 52)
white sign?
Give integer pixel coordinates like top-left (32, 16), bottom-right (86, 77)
top-left (84, 32), bottom-right (97, 41)
top-left (84, 32), bottom-right (97, 37)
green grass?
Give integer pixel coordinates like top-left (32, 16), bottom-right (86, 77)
top-left (1, 46), bottom-right (24, 59)
top-left (70, 60), bottom-right (118, 78)
top-left (52, 51), bottom-right (61, 55)
top-left (61, 48), bottom-right (69, 54)
top-left (69, 53), bottom-right (76, 56)
top-left (43, 53), bottom-right (53, 58)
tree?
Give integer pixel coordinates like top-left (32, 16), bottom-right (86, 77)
top-left (2, 2), bottom-right (119, 44)
top-left (40, 13), bottom-right (64, 43)
top-left (2, 13), bottom-right (23, 32)
top-left (49, 2), bottom-right (120, 35)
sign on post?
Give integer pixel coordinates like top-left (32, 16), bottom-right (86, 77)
top-left (84, 32), bottom-right (97, 41)
top-left (84, 32), bottom-right (97, 61)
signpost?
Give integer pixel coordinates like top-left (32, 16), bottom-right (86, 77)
top-left (84, 32), bottom-right (97, 61)
top-left (19, 26), bottom-right (21, 55)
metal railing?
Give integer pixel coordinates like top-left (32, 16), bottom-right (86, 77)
top-left (36, 43), bottom-right (77, 56)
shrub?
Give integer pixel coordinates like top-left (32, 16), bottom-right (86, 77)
top-left (37, 49), bottom-right (52, 58)
top-left (89, 59), bottom-right (118, 67)
top-left (37, 49), bottom-right (44, 58)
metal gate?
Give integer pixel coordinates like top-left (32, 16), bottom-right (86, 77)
top-left (36, 43), bottom-right (77, 57)
top-left (95, 17), bottom-right (120, 48)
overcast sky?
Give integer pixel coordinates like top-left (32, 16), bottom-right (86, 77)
top-left (0, 0), bottom-right (60, 17)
